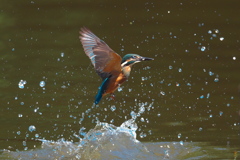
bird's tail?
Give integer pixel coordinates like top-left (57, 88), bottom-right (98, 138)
top-left (95, 92), bottom-right (102, 105)
top-left (95, 78), bottom-right (110, 104)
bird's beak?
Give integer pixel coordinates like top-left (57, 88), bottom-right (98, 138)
top-left (140, 57), bottom-right (154, 61)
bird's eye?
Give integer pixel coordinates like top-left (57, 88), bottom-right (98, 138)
top-left (132, 55), bottom-right (138, 58)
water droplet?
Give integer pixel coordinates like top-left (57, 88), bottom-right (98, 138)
top-left (209, 114), bottom-right (213, 118)
top-left (178, 68), bottom-right (182, 72)
top-left (208, 30), bottom-right (212, 34)
top-left (226, 103), bottom-right (230, 107)
top-left (18, 80), bottom-right (27, 89)
top-left (180, 141), bottom-right (184, 145)
top-left (212, 34), bottom-right (217, 37)
top-left (22, 141), bottom-right (27, 146)
top-left (198, 23), bottom-right (204, 27)
top-left (220, 37), bottom-right (224, 41)
top-left (157, 113), bottom-right (161, 117)
top-left (219, 111), bottom-right (223, 116)
top-left (61, 52), bottom-right (64, 57)
top-left (215, 29), bottom-right (219, 33)
top-left (200, 46), bottom-right (206, 52)
top-left (141, 77), bottom-right (148, 81)
top-left (159, 80), bottom-right (164, 84)
top-left (39, 81), bottom-right (45, 87)
top-left (118, 87), bottom-right (123, 92)
top-left (110, 105), bottom-right (116, 112)
top-left (35, 134), bottom-right (39, 138)
top-left (146, 118), bottom-right (149, 123)
top-left (199, 127), bottom-right (203, 131)
top-left (61, 85), bottom-right (67, 89)
top-left (20, 102), bottom-right (24, 105)
top-left (209, 71), bottom-right (214, 76)
top-left (29, 125), bottom-right (36, 132)
top-left (214, 78), bottom-right (219, 82)
top-left (206, 93), bottom-right (210, 98)
top-left (139, 106), bottom-right (145, 114)
top-left (139, 132), bottom-right (147, 138)
top-left (12, 48), bottom-right (15, 51)
top-left (178, 133), bottom-right (181, 138)
top-left (169, 65), bottom-right (173, 69)
top-left (46, 103), bottom-right (50, 107)
top-left (17, 131), bottom-right (21, 135)
top-left (148, 130), bottom-right (152, 135)
top-left (160, 91), bottom-right (165, 95)
top-left (18, 114), bottom-right (23, 117)
top-left (233, 57), bottom-right (236, 60)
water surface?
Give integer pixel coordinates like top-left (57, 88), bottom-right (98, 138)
top-left (0, 0), bottom-right (239, 159)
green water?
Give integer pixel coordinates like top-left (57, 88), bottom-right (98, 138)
top-left (0, 0), bottom-right (239, 159)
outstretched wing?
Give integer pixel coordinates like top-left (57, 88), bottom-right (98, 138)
top-left (79, 27), bottom-right (122, 80)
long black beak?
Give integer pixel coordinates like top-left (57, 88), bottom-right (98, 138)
top-left (140, 57), bottom-right (154, 61)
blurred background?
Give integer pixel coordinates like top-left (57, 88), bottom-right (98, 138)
top-left (0, 0), bottom-right (239, 159)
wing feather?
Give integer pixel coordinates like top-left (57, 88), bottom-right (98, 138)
top-left (79, 27), bottom-right (122, 80)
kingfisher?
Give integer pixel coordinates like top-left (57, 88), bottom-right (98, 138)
top-left (79, 27), bottom-right (153, 104)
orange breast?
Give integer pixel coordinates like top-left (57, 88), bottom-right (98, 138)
top-left (103, 73), bottom-right (127, 96)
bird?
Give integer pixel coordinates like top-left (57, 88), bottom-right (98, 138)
top-left (79, 27), bottom-right (153, 104)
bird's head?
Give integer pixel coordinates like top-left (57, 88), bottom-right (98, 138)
top-left (121, 54), bottom-right (154, 67)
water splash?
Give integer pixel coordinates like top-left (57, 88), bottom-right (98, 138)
top-left (2, 117), bottom-right (207, 160)
top-left (1, 102), bottom-right (207, 159)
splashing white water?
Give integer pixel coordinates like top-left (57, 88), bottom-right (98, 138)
top-left (1, 105), bottom-right (206, 159)
top-left (2, 118), bottom-right (163, 159)
top-left (1, 116), bottom-right (206, 160)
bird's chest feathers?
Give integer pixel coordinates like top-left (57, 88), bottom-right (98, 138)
top-left (115, 72), bottom-right (127, 86)
top-left (122, 66), bottom-right (132, 78)
top-left (105, 72), bottom-right (127, 94)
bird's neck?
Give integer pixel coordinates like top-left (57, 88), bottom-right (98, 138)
top-left (122, 66), bottom-right (132, 78)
